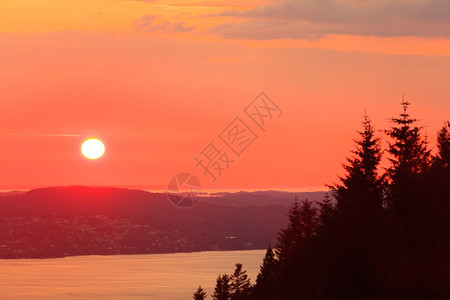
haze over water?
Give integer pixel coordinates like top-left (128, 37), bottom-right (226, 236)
top-left (0, 250), bottom-right (265, 299)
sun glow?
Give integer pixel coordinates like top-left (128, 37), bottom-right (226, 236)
top-left (81, 138), bottom-right (105, 160)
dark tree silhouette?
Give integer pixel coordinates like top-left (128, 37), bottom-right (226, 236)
top-left (230, 263), bottom-right (251, 300)
top-left (275, 196), bottom-right (302, 264)
top-left (273, 198), bottom-right (319, 299)
top-left (381, 99), bottom-right (437, 297)
top-left (331, 112), bottom-right (384, 217)
top-left (200, 101), bottom-right (449, 299)
top-left (435, 121), bottom-right (450, 169)
top-left (326, 112), bottom-right (384, 298)
top-left (423, 121), bottom-right (450, 294)
top-left (253, 246), bottom-right (277, 299)
top-left (275, 198), bottom-right (317, 263)
top-left (385, 98), bottom-right (431, 191)
top-left (318, 192), bottom-right (334, 227)
top-left (193, 285), bottom-right (207, 300)
top-left (212, 274), bottom-right (231, 300)
top-left (299, 199), bottom-right (319, 240)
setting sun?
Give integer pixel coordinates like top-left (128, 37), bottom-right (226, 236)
top-left (81, 138), bottom-right (105, 160)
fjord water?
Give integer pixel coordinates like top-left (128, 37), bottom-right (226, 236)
top-left (0, 250), bottom-right (265, 299)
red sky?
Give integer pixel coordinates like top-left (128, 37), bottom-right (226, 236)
top-left (1, 0), bottom-right (449, 192)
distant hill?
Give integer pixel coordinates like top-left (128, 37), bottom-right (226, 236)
top-left (205, 190), bottom-right (327, 207)
top-left (0, 187), bottom-right (280, 258)
top-left (0, 186), bottom-right (328, 258)
top-left (0, 190), bottom-right (27, 197)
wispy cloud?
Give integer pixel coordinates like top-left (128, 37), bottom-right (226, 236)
top-left (3, 133), bottom-right (82, 137)
top-left (135, 15), bottom-right (195, 33)
top-left (167, 1), bottom-right (247, 8)
top-left (120, 0), bottom-right (155, 3)
top-left (211, 0), bottom-right (450, 40)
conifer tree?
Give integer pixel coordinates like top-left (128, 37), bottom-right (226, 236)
top-left (429, 121), bottom-right (450, 207)
top-left (382, 99), bottom-right (434, 297)
top-left (317, 192), bottom-right (334, 228)
top-left (193, 285), bottom-right (207, 300)
top-left (435, 121), bottom-right (450, 170)
top-left (271, 199), bottom-right (319, 298)
top-left (328, 112), bottom-right (384, 298)
top-left (433, 121), bottom-right (450, 201)
top-left (275, 197), bottom-right (302, 263)
top-left (386, 98), bottom-right (430, 189)
top-left (299, 199), bottom-right (318, 240)
top-left (275, 197), bottom-right (318, 263)
top-left (424, 121), bottom-right (450, 293)
top-left (230, 263), bottom-right (251, 300)
top-left (212, 274), bottom-right (231, 300)
top-left (332, 112), bottom-right (384, 216)
top-left (252, 246), bottom-right (278, 299)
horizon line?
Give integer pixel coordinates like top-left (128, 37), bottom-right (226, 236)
top-left (0, 185), bottom-right (328, 194)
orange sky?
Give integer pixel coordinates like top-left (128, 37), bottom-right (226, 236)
top-left (1, 0), bottom-right (449, 191)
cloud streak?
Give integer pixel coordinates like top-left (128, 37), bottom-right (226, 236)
top-left (120, 0), bottom-right (155, 3)
top-left (211, 0), bottom-right (450, 40)
top-left (3, 133), bottom-right (82, 137)
top-left (135, 15), bottom-right (195, 33)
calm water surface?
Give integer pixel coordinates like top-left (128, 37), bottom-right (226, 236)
top-left (0, 250), bottom-right (265, 299)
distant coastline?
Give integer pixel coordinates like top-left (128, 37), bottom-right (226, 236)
top-left (0, 186), bottom-right (327, 259)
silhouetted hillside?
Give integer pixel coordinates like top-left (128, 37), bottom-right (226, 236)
top-left (0, 190), bottom-right (26, 197)
top-left (0, 186), bottom-right (295, 258)
top-left (206, 190), bottom-right (326, 207)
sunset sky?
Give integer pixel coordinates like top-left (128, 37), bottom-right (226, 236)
top-left (1, 0), bottom-right (449, 192)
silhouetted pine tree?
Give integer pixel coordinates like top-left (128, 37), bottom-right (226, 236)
top-left (434, 122), bottom-right (450, 290)
top-left (193, 285), bottom-right (207, 300)
top-left (275, 198), bottom-right (318, 260)
top-left (230, 263), bottom-right (251, 300)
top-left (385, 98), bottom-right (431, 202)
top-left (212, 274), bottom-right (231, 300)
top-left (317, 192), bottom-right (334, 228)
top-left (382, 99), bottom-right (434, 297)
top-left (434, 122), bottom-right (450, 197)
top-left (275, 197), bottom-right (302, 264)
top-left (423, 121), bottom-right (450, 294)
top-left (435, 121), bottom-right (450, 170)
top-left (332, 112), bottom-right (384, 218)
top-left (312, 192), bottom-right (338, 299)
top-left (299, 199), bottom-right (319, 240)
top-left (385, 99), bottom-right (431, 221)
top-left (272, 198), bottom-right (319, 299)
top-left (326, 112), bottom-right (384, 298)
top-left (252, 246), bottom-right (277, 299)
